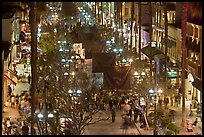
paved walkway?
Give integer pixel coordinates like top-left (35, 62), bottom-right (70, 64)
top-left (3, 63), bottom-right (30, 120)
top-left (84, 103), bottom-right (202, 135)
top-left (3, 64), bottom-right (202, 135)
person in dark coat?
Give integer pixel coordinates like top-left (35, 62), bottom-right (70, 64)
top-left (8, 85), bottom-right (12, 96)
top-left (109, 99), bottom-right (113, 110)
top-left (27, 74), bottom-right (31, 84)
top-left (158, 98), bottom-right (163, 107)
top-left (164, 97), bottom-right (169, 109)
top-left (111, 106), bottom-right (116, 122)
top-left (22, 122), bottom-right (29, 135)
top-left (129, 108), bottom-right (133, 123)
top-left (134, 107), bottom-right (139, 122)
top-left (192, 118), bottom-right (198, 127)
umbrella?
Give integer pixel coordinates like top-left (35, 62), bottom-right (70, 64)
top-left (123, 104), bottom-right (131, 111)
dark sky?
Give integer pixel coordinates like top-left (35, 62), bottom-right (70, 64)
top-left (61, 2), bottom-right (79, 17)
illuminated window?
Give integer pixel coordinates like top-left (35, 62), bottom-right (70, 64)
top-left (125, 8), bottom-right (129, 16)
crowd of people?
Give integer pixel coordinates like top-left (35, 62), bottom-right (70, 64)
top-left (3, 84), bottom-right (31, 135)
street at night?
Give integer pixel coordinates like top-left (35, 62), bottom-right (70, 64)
top-left (2, 2), bottom-right (202, 135)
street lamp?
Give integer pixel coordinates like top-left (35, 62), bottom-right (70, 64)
top-left (37, 112), bottom-right (54, 123)
top-left (148, 88), bottom-right (163, 135)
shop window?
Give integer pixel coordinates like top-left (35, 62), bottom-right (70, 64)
top-left (194, 27), bottom-right (198, 37)
top-left (125, 8), bottom-right (129, 16)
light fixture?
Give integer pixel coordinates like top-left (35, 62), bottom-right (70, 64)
top-left (64, 72), bottom-right (68, 76)
top-left (48, 113), bottom-right (54, 118)
top-left (77, 90), bottom-right (82, 94)
top-left (134, 72), bottom-right (139, 76)
top-left (141, 72), bottom-right (145, 76)
top-left (157, 89), bottom-right (163, 94)
top-left (113, 49), bottom-right (117, 52)
top-left (68, 89), bottom-right (73, 94)
top-left (122, 59), bottom-right (126, 63)
top-left (71, 72), bottom-right (75, 76)
top-left (149, 89), bottom-right (154, 94)
top-left (129, 58), bottom-right (133, 63)
top-left (37, 113), bottom-right (44, 118)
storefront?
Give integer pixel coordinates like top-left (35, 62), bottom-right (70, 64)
top-left (186, 73), bottom-right (202, 104)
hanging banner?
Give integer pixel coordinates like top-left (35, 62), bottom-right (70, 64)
top-left (92, 53), bottom-right (116, 73)
top-left (103, 66), bottom-right (131, 90)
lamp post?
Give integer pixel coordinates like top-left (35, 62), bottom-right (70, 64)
top-left (148, 88), bottom-right (162, 135)
top-left (37, 112), bottom-right (54, 134)
top-left (134, 71), bottom-right (146, 106)
top-left (43, 80), bottom-right (49, 134)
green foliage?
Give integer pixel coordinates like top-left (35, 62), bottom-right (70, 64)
top-left (38, 32), bottom-right (59, 53)
top-left (166, 123), bottom-right (180, 135)
top-left (160, 116), bottom-right (171, 127)
top-left (165, 130), bottom-right (174, 135)
top-left (148, 107), bottom-right (180, 135)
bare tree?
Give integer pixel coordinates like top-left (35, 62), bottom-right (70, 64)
top-left (36, 9), bottom-right (110, 134)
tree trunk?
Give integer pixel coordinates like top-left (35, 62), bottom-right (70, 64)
top-left (149, 2), bottom-right (153, 78)
top-left (164, 2), bottom-right (168, 81)
top-left (138, 2), bottom-right (141, 61)
top-left (29, 2), bottom-right (38, 135)
top-left (130, 2), bottom-right (134, 50)
top-left (120, 2), bottom-right (123, 46)
top-left (181, 2), bottom-right (188, 127)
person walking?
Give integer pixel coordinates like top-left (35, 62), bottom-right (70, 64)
top-left (158, 98), bottom-right (163, 107)
top-left (111, 106), bottom-right (116, 122)
top-left (192, 118), bottom-right (198, 127)
top-left (8, 85), bottom-right (12, 96)
top-left (22, 122), bottom-right (29, 135)
top-left (6, 118), bottom-right (12, 135)
top-left (15, 94), bottom-right (19, 108)
top-left (134, 107), bottom-right (139, 122)
top-left (164, 97), bottom-right (169, 109)
top-left (129, 108), bottom-right (133, 123)
top-left (109, 98), bottom-right (113, 111)
top-left (121, 114), bottom-right (130, 134)
top-left (11, 94), bottom-right (16, 108)
top-left (174, 95), bottom-right (179, 107)
top-left (27, 74), bottom-right (31, 84)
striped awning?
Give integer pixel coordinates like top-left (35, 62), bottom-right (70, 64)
top-left (8, 68), bottom-right (18, 78)
top-left (141, 46), bottom-right (164, 60)
top-left (4, 75), bottom-right (16, 86)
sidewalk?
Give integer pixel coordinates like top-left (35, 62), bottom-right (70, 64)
top-left (84, 103), bottom-right (202, 135)
top-left (3, 63), bottom-right (30, 120)
top-left (167, 101), bottom-right (202, 135)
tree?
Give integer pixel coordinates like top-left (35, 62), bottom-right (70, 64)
top-left (61, 2), bottom-right (79, 17)
top-left (37, 36), bottom-right (110, 135)
top-left (23, 2), bottom-right (47, 134)
top-left (130, 2), bottom-right (134, 50)
top-left (138, 2), bottom-right (141, 61)
top-left (181, 2), bottom-right (188, 127)
top-left (36, 9), bottom-right (110, 134)
top-left (148, 108), bottom-right (180, 135)
top-left (29, 3), bottom-right (38, 135)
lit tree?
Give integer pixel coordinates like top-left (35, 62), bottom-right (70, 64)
top-left (36, 4), bottom-right (110, 134)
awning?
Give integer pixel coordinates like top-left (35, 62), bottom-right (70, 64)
top-left (167, 71), bottom-right (181, 79)
top-left (141, 46), bottom-right (164, 60)
top-left (4, 75), bottom-right (16, 86)
top-left (161, 38), bottom-right (176, 48)
top-left (8, 68), bottom-right (18, 78)
top-left (192, 77), bottom-right (202, 91)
